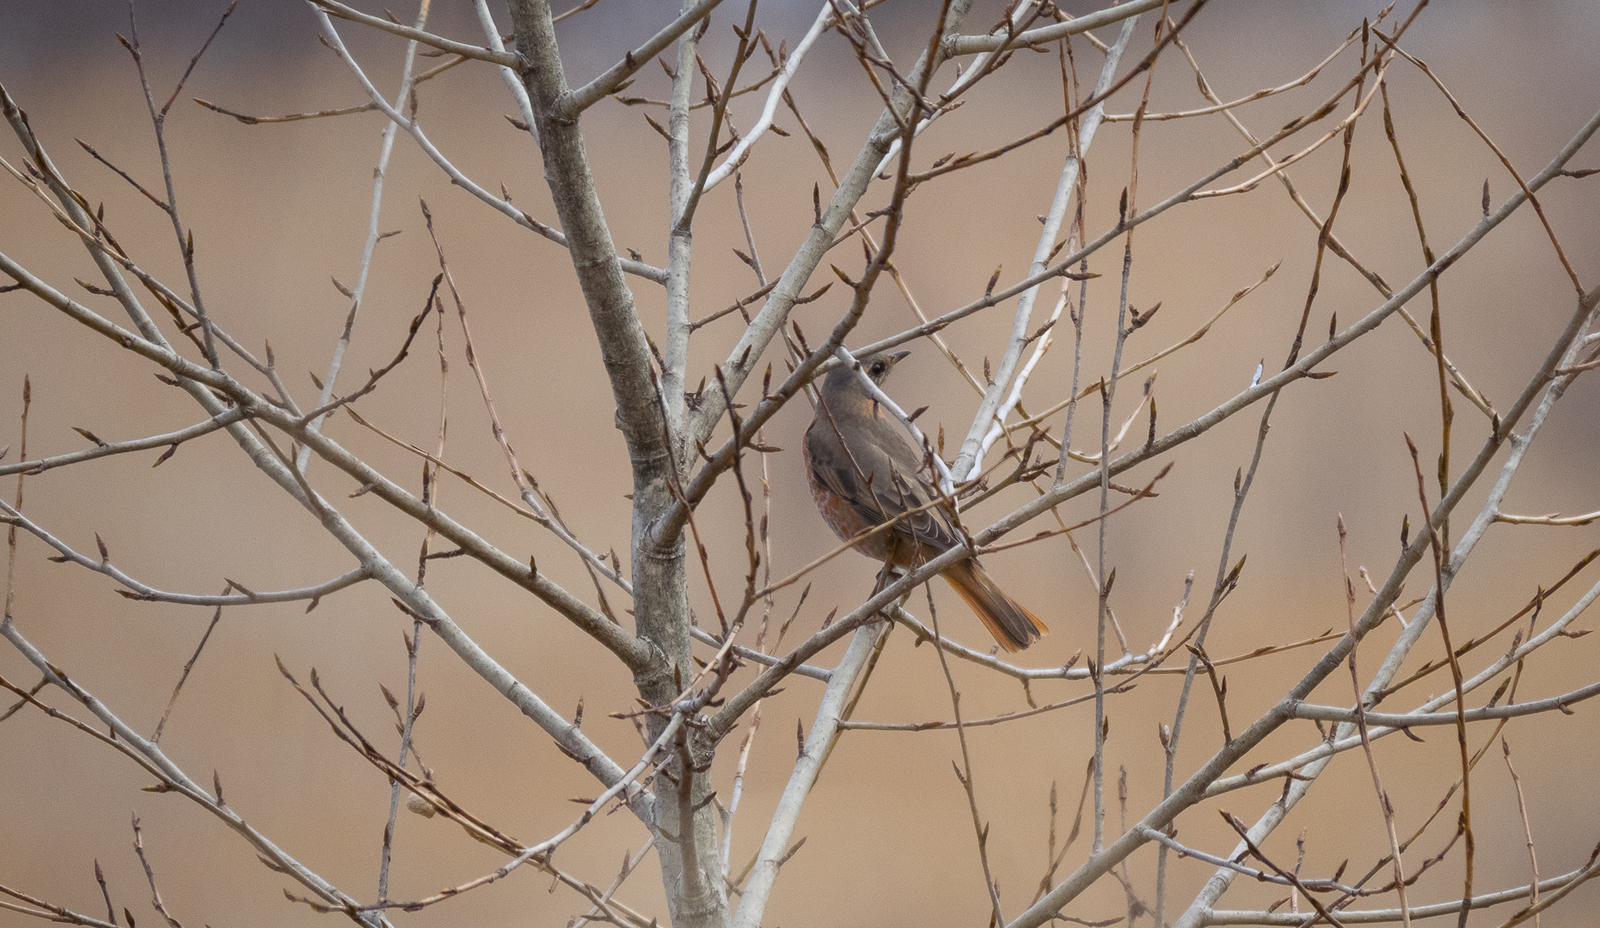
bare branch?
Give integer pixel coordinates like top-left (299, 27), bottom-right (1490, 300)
top-left (560, 0), bottom-right (728, 114)
top-left (306, 0), bottom-right (519, 66)
top-left (1203, 850), bottom-right (1600, 925)
top-left (0, 410), bottom-right (246, 477)
top-left (947, 0), bottom-right (1171, 54)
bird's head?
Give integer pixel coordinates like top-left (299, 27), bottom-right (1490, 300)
top-left (861, 350), bottom-right (910, 384)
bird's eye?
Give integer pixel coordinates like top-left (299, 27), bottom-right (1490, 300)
top-left (869, 361), bottom-right (886, 376)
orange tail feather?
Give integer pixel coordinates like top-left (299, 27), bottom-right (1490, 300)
top-left (940, 559), bottom-right (1048, 651)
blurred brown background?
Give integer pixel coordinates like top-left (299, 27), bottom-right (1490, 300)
top-left (3, 1), bottom-right (1600, 926)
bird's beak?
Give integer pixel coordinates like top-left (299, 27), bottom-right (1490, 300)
top-left (888, 350), bottom-right (911, 365)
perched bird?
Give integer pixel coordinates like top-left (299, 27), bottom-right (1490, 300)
top-left (803, 351), bottom-right (1049, 651)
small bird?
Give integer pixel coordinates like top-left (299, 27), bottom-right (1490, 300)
top-left (803, 351), bottom-right (1049, 651)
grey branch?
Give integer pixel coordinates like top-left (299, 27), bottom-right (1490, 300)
top-left (0, 409), bottom-right (246, 477)
top-left (1203, 853), bottom-right (1600, 924)
top-left (1134, 827), bottom-right (1366, 896)
top-left (731, 625), bottom-right (882, 928)
top-left (0, 504), bottom-right (369, 606)
top-left (365, 713), bottom-right (686, 914)
top-left (307, 0), bottom-right (519, 66)
top-left (1288, 680), bottom-right (1600, 728)
top-left (683, 0), bottom-right (976, 448)
top-left (311, 12), bottom-right (666, 284)
top-left (953, 14), bottom-right (1137, 481)
top-left (945, 0), bottom-right (1171, 55)
top-left (0, 249), bottom-right (657, 819)
top-left (1207, 570), bottom-right (1600, 799)
top-left (299, 3), bottom-right (425, 473)
top-left (690, 626), bottom-right (830, 681)
top-left (0, 621), bottom-right (393, 927)
top-left (559, 0), bottom-right (728, 115)
top-left (1007, 107), bottom-right (1600, 928)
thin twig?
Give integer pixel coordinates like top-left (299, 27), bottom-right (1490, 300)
top-left (925, 585), bottom-right (1005, 924)
top-left (1339, 514), bottom-right (1412, 927)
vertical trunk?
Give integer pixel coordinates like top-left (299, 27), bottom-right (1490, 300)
top-left (505, 2), bottom-right (728, 925)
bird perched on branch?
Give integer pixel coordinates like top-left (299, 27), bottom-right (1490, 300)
top-left (803, 351), bottom-right (1049, 651)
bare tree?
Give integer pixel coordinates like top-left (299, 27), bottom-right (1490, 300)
top-left (4, 1), bottom-right (1600, 926)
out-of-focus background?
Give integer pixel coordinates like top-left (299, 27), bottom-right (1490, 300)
top-left (3, 1), bottom-right (1599, 926)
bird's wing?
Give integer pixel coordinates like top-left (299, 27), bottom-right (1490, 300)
top-left (807, 414), bottom-right (962, 553)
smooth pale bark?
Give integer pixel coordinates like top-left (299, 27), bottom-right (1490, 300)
top-left (505, 1), bottom-right (722, 924)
